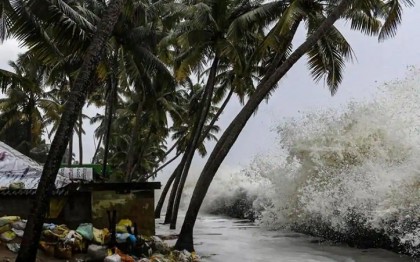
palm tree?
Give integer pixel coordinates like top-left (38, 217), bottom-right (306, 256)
top-left (164, 0), bottom-right (271, 229)
top-left (175, 0), bottom-right (414, 252)
top-left (0, 53), bottom-right (60, 155)
top-left (16, 0), bottom-right (127, 260)
top-left (156, 79), bottom-right (221, 222)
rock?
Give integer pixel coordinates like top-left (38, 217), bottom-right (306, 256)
top-left (87, 244), bottom-right (108, 261)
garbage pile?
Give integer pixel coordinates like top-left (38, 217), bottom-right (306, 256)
top-left (0, 216), bottom-right (199, 262)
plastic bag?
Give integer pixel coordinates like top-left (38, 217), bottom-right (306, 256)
top-left (0, 216), bottom-right (20, 227)
top-left (93, 227), bottom-right (109, 244)
top-left (115, 247), bottom-right (135, 262)
top-left (0, 224), bottom-right (11, 234)
top-left (11, 228), bottom-right (24, 237)
top-left (43, 224), bottom-right (69, 240)
top-left (0, 230), bottom-right (16, 242)
top-left (6, 243), bottom-right (20, 253)
top-left (116, 219), bottom-right (132, 233)
top-left (76, 223), bottom-right (94, 241)
top-left (11, 220), bottom-right (26, 230)
top-left (104, 254), bottom-right (122, 262)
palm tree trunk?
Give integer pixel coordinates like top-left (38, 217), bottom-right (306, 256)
top-left (67, 133), bottom-right (73, 166)
top-left (154, 162), bottom-right (180, 218)
top-left (164, 161), bottom-right (183, 224)
top-left (25, 97), bottom-right (35, 155)
top-left (126, 97), bottom-right (143, 181)
top-left (174, 0), bottom-right (353, 252)
top-left (16, 1), bottom-right (125, 261)
top-left (201, 86), bottom-right (234, 140)
top-left (170, 57), bottom-right (219, 229)
top-left (78, 112), bottom-right (83, 165)
top-left (92, 133), bottom-right (103, 163)
top-left (102, 71), bottom-right (117, 176)
top-left (155, 84), bottom-right (232, 219)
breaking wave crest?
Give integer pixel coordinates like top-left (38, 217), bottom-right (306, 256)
top-left (201, 69), bottom-right (420, 256)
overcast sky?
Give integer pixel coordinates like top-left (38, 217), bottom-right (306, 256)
top-left (1, 3), bottom-right (419, 178)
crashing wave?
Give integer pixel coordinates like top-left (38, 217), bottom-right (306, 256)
top-left (202, 69), bottom-right (420, 256)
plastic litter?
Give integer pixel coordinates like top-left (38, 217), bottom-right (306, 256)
top-left (116, 219), bottom-right (132, 233)
top-left (0, 216), bottom-right (20, 227)
top-left (0, 224), bottom-right (11, 234)
top-left (6, 243), bottom-right (20, 253)
top-left (87, 244), bottom-right (108, 261)
top-left (0, 230), bottom-right (16, 242)
top-left (114, 247), bottom-right (135, 262)
top-left (104, 254), bottom-right (122, 262)
top-left (42, 222), bottom-right (57, 230)
top-left (76, 223), bottom-right (94, 241)
top-left (11, 227), bottom-right (24, 237)
top-left (93, 227), bottom-right (109, 244)
top-left (11, 220), bottom-right (26, 230)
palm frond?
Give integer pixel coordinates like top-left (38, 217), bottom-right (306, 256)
top-left (378, 0), bottom-right (414, 41)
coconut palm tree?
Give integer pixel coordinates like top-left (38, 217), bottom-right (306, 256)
top-left (163, 0), bottom-right (274, 229)
top-left (15, 0), bottom-right (127, 260)
top-left (0, 53), bottom-right (60, 155)
top-left (175, 0), bottom-right (414, 252)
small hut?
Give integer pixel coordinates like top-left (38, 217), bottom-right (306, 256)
top-left (0, 141), bottom-right (160, 235)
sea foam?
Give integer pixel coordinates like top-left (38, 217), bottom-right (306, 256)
top-left (202, 68), bottom-right (420, 256)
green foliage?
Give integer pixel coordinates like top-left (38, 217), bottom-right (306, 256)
top-left (0, 0), bottom-right (412, 179)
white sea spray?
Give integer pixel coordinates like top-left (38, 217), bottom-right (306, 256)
top-left (201, 69), bottom-right (420, 255)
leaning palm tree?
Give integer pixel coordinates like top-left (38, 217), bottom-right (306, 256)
top-left (175, 0), bottom-right (414, 252)
top-left (163, 0), bottom-right (272, 229)
top-left (15, 0), bottom-right (127, 260)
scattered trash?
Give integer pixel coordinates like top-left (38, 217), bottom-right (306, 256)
top-left (6, 243), bottom-right (20, 253)
top-left (0, 230), bottom-right (16, 242)
top-left (87, 244), bottom-right (107, 261)
top-left (0, 216), bottom-right (20, 227)
top-left (11, 220), bottom-right (26, 230)
top-left (0, 215), bottom-right (201, 261)
top-left (104, 253), bottom-right (122, 262)
top-left (11, 227), bottom-right (24, 237)
top-left (76, 223), bottom-right (94, 241)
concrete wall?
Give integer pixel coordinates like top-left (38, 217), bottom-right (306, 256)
top-left (0, 189), bottom-right (156, 235)
top-left (91, 190), bottom-right (155, 236)
top-left (0, 194), bottom-right (91, 228)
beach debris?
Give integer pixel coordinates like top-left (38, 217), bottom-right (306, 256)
top-left (87, 244), bottom-right (108, 260)
top-left (0, 215), bottom-right (201, 261)
top-left (104, 253), bottom-right (122, 262)
top-left (6, 243), bottom-right (20, 253)
top-left (76, 223), bottom-right (94, 241)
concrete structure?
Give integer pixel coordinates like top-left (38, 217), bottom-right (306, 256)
top-left (0, 141), bottom-right (161, 235)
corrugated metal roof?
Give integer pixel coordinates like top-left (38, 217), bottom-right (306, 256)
top-left (0, 142), bottom-right (87, 190)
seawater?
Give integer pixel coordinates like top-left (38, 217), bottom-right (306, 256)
top-left (200, 69), bottom-right (420, 256)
